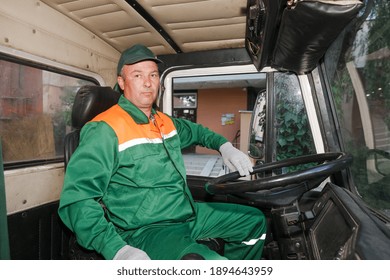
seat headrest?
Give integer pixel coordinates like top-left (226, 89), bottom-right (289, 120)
top-left (71, 85), bottom-right (121, 129)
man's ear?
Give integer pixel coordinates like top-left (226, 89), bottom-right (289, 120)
top-left (117, 76), bottom-right (125, 90)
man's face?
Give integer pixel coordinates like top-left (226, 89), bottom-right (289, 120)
top-left (118, 60), bottom-right (160, 112)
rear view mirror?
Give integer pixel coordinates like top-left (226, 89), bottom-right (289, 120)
top-left (368, 149), bottom-right (390, 178)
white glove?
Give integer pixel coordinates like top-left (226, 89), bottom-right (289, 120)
top-left (113, 245), bottom-right (151, 260)
top-left (219, 142), bottom-right (253, 176)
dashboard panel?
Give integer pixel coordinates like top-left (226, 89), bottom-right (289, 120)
top-left (308, 187), bottom-right (358, 259)
top-left (304, 183), bottom-right (390, 260)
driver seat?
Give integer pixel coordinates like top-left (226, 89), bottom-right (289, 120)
top-left (63, 85), bottom-right (121, 259)
top-left (64, 85), bottom-right (121, 169)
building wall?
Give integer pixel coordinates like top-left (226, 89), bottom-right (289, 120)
top-left (196, 87), bottom-right (247, 154)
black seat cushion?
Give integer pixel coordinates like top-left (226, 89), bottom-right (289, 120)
top-left (71, 85), bottom-right (121, 129)
top-left (64, 85), bottom-right (121, 168)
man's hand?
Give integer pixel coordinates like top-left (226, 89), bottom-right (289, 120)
top-left (113, 245), bottom-right (151, 260)
top-left (219, 142), bottom-right (253, 176)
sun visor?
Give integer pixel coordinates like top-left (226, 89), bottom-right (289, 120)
top-left (271, 0), bottom-right (363, 74)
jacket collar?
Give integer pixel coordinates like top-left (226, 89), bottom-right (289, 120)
top-left (117, 95), bottom-right (157, 124)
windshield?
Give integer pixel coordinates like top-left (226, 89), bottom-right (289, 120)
top-left (325, 0), bottom-right (390, 217)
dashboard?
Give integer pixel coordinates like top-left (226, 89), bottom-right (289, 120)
top-left (271, 183), bottom-right (390, 260)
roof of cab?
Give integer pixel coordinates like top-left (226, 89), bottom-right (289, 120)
top-left (40, 0), bottom-right (248, 56)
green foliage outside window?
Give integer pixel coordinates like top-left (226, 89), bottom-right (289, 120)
top-left (327, 0), bottom-right (390, 213)
top-left (274, 73), bottom-right (316, 172)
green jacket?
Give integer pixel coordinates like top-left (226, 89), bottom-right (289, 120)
top-left (58, 95), bottom-right (227, 259)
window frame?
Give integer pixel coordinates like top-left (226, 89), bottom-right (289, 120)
top-left (0, 46), bottom-right (103, 170)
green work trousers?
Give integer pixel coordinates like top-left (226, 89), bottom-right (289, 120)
top-left (121, 202), bottom-right (267, 260)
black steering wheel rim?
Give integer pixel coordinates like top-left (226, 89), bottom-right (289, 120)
top-left (205, 152), bottom-right (353, 195)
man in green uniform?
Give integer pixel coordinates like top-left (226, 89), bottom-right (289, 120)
top-left (58, 44), bottom-right (267, 260)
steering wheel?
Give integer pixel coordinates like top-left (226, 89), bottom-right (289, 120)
top-left (205, 152), bottom-right (353, 195)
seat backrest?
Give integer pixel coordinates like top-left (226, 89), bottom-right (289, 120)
top-left (64, 85), bottom-right (121, 168)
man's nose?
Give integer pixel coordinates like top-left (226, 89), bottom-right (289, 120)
top-left (143, 76), bottom-right (152, 87)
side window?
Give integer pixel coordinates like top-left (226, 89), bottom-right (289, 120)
top-left (274, 73), bottom-right (316, 169)
top-left (325, 0), bottom-right (390, 215)
top-left (0, 58), bottom-right (96, 167)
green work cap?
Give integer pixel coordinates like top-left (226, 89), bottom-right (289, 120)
top-left (117, 44), bottom-right (162, 75)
